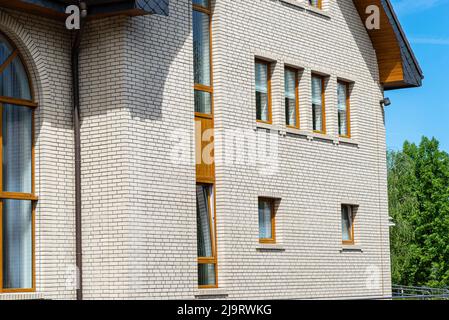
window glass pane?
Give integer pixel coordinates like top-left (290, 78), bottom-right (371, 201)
top-left (286, 98), bottom-right (296, 127)
top-left (197, 185), bottom-right (214, 257)
top-left (258, 199), bottom-right (272, 239)
top-left (255, 63), bottom-right (268, 94)
top-left (255, 62), bottom-right (269, 122)
top-left (198, 263), bottom-right (216, 286)
top-left (0, 57), bottom-right (31, 100)
top-left (338, 83), bottom-right (348, 136)
top-left (285, 69), bottom-right (296, 99)
top-left (341, 206), bottom-right (352, 241)
top-left (3, 104), bottom-right (32, 193)
top-left (3, 199), bottom-right (33, 289)
top-left (194, 90), bottom-right (212, 114)
top-left (0, 34), bottom-right (13, 66)
top-left (193, 0), bottom-right (209, 7)
top-left (193, 10), bottom-right (211, 86)
top-left (312, 76), bottom-right (322, 131)
top-left (285, 69), bottom-right (297, 126)
top-left (309, 0), bottom-right (320, 8)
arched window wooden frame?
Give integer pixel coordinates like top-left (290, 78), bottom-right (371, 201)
top-left (0, 31), bottom-right (37, 294)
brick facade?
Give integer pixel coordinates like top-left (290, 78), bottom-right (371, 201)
top-left (0, 0), bottom-right (392, 299)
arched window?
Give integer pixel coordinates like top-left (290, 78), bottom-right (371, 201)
top-left (0, 32), bottom-right (36, 293)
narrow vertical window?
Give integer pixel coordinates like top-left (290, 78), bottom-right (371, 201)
top-left (341, 205), bottom-right (355, 245)
top-left (312, 75), bottom-right (326, 133)
top-left (193, 0), bottom-right (212, 115)
top-left (258, 198), bottom-right (275, 243)
top-left (193, 0), bottom-right (217, 288)
top-left (255, 60), bottom-right (272, 124)
top-left (196, 184), bottom-right (217, 287)
top-left (0, 32), bottom-right (36, 293)
top-left (285, 68), bottom-right (299, 128)
top-left (338, 81), bottom-right (351, 138)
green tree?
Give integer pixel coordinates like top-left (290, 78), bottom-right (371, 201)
top-left (389, 137), bottom-right (449, 287)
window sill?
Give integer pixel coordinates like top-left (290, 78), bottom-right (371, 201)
top-left (0, 292), bottom-right (44, 300)
top-left (256, 243), bottom-right (286, 252)
top-left (336, 136), bottom-right (359, 147)
top-left (255, 122), bottom-right (276, 131)
top-left (280, 0), bottom-right (331, 19)
top-left (309, 132), bottom-right (335, 143)
top-left (285, 127), bottom-right (309, 138)
top-left (195, 288), bottom-right (229, 299)
top-left (340, 245), bottom-right (363, 253)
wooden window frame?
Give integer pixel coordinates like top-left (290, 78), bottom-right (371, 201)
top-left (338, 81), bottom-right (351, 139)
top-left (342, 205), bottom-right (355, 245)
top-left (285, 67), bottom-right (300, 129)
top-left (255, 59), bottom-right (273, 125)
top-left (312, 74), bottom-right (326, 134)
top-left (0, 31), bottom-right (37, 294)
top-left (193, 2), bottom-right (214, 120)
top-left (197, 183), bottom-right (218, 289)
top-left (258, 198), bottom-right (276, 244)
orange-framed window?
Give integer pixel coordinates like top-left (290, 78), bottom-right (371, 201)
top-left (311, 74), bottom-right (326, 134)
top-left (196, 184), bottom-right (217, 288)
top-left (309, 0), bottom-right (322, 9)
top-left (193, 0), bottom-right (213, 119)
top-left (255, 60), bottom-right (272, 124)
top-left (258, 198), bottom-right (276, 244)
top-left (0, 32), bottom-right (37, 293)
top-left (285, 67), bottom-right (300, 129)
top-left (337, 81), bottom-right (351, 138)
top-left (341, 205), bottom-right (355, 245)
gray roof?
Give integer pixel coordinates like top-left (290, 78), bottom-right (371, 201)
top-left (8, 0), bottom-right (169, 17)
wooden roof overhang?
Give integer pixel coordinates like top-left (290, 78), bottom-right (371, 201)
top-left (353, 0), bottom-right (423, 90)
top-left (0, 0), bottom-right (169, 19)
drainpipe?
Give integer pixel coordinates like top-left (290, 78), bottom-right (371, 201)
top-left (72, 1), bottom-right (87, 301)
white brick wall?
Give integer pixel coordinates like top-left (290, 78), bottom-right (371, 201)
top-left (0, 0), bottom-right (392, 300)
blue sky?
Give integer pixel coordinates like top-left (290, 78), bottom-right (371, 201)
top-left (386, 0), bottom-right (449, 152)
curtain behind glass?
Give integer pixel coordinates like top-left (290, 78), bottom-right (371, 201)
top-left (193, 10), bottom-right (211, 87)
top-left (3, 199), bottom-right (33, 289)
top-left (193, 0), bottom-right (209, 7)
top-left (285, 69), bottom-right (297, 126)
top-left (338, 83), bottom-right (348, 136)
top-left (0, 34), bottom-right (13, 66)
top-left (341, 206), bottom-right (352, 241)
top-left (258, 200), bottom-right (272, 239)
top-left (256, 62), bottom-right (269, 121)
top-left (312, 77), bottom-right (322, 131)
top-left (0, 57), bottom-right (32, 100)
top-left (3, 104), bottom-right (32, 193)
top-left (196, 185), bottom-right (213, 258)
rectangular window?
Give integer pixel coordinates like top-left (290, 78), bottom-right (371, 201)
top-left (196, 184), bottom-right (217, 287)
top-left (312, 75), bottom-right (326, 133)
top-left (258, 198), bottom-right (275, 243)
top-left (193, 2), bottom-right (212, 116)
top-left (255, 60), bottom-right (272, 124)
top-left (341, 205), bottom-right (355, 245)
top-left (285, 68), bottom-right (299, 128)
top-left (338, 81), bottom-right (351, 138)
top-left (309, 0), bottom-right (322, 9)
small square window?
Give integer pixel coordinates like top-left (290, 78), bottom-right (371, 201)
top-left (309, 0), bottom-right (322, 9)
top-left (259, 198), bottom-right (276, 243)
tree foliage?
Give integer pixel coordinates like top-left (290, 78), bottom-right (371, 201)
top-left (389, 137), bottom-right (449, 287)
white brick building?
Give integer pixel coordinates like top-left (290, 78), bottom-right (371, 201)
top-left (0, 0), bottom-right (422, 300)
